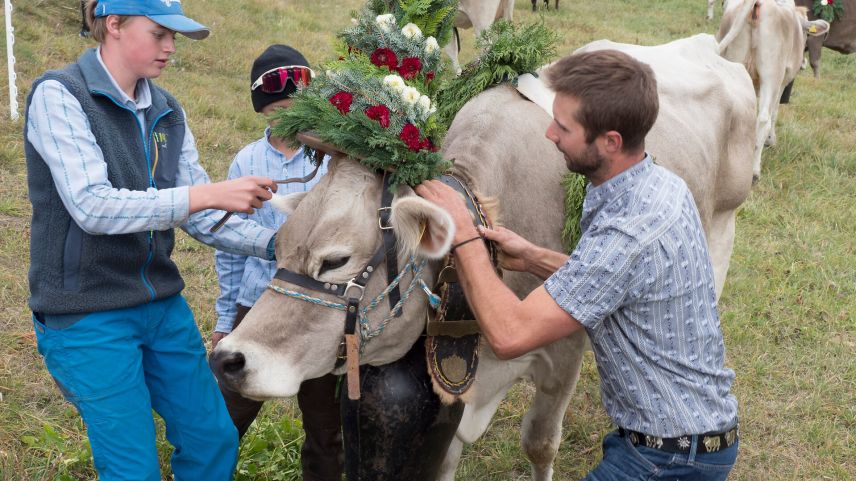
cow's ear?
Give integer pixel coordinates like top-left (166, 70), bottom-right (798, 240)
top-left (803, 18), bottom-right (830, 37)
top-left (269, 191), bottom-right (308, 216)
top-left (390, 196), bottom-right (455, 259)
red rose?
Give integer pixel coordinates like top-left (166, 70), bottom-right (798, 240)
top-left (329, 91), bottom-right (353, 114)
top-left (397, 57), bottom-right (423, 80)
top-left (400, 123), bottom-right (422, 151)
top-left (365, 105), bottom-right (391, 128)
top-left (421, 137), bottom-right (438, 152)
top-left (370, 48), bottom-right (398, 70)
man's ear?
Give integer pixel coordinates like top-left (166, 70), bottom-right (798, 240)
top-left (269, 191), bottom-right (308, 216)
top-left (390, 196), bottom-right (455, 259)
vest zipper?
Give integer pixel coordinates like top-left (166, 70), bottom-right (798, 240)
top-left (93, 89), bottom-right (172, 302)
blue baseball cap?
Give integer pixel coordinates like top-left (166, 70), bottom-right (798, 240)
top-left (94, 0), bottom-right (210, 40)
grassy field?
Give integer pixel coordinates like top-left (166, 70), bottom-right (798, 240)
top-left (1, 0), bottom-right (854, 479)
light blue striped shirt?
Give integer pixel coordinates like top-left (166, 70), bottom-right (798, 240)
top-left (25, 48), bottom-right (276, 258)
top-left (545, 156), bottom-right (737, 437)
top-left (214, 132), bottom-right (328, 332)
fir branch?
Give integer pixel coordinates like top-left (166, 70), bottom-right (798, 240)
top-left (434, 19), bottom-right (558, 130)
top-left (561, 173), bottom-right (587, 252)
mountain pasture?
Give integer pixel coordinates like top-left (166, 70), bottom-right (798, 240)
top-left (0, 0), bottom-right (853, 479)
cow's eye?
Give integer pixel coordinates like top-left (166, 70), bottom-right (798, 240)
top-left (319, 256), bottom-right (350, 275)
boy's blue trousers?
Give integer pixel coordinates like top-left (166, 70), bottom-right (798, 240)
top-left (33, 294), bottom-right (239, 480)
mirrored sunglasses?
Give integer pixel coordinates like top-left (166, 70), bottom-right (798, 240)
top-left (251, 65), bottom-right (315, 94)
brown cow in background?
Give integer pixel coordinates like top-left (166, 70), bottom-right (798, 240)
top-left (795, 0), bottom-right (856, 77)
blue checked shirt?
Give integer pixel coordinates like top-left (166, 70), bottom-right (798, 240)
top-left (545, 156), bottom-right (738, 437)
top-left (26, 48), bottom-right (276, 259)
top-left (214, 133), bottom-right (328, 333)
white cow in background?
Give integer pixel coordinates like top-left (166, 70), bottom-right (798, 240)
top-left (717, 0), bottom-right (829, 181)
top-left (445, 0), bottom-right (514, 73)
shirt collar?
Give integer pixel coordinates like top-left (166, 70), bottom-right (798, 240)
top-left (264, 127), bottom-right (306, 164)
top-left (581, 153), bottom-right (654, 219)
top-left (94, 47), bottom-right (152, 111)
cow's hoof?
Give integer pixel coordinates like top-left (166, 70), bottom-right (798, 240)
top-left (752, 173), bottom-right (760, 185)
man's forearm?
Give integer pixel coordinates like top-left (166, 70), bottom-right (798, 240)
top-left (524, 246), bottom-right (570, 280)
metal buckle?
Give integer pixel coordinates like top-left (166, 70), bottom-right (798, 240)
top-left (377, 207), bottom-right (393, 230)
top-left (342, 279), bottom-right (366, 301)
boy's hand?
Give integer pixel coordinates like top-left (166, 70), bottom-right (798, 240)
top-left (190, 176), bottom-right (277, 214)
top-left (211, 331), bottom-right (227, 349)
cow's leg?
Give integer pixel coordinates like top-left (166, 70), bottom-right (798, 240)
top-left (807, 37), bottom-right (823, 78)
top-left (435, 434), bottom-right (464, 481)
top-left (532, 0), bottom-right (537, 11)
top-left (707, 0), bottom-right (716, 20)
top-left (707, 210), bottom-right (738, 301)
top-left (521, 333), bottom-right (586, 481)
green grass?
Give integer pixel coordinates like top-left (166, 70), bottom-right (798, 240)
top-left (1, 0), bottom-right (854, 480)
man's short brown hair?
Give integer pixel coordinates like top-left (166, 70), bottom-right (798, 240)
top-left (546, 49), bottom-right (659, 152)
top-left (84, 0), bottom-right (130, 42)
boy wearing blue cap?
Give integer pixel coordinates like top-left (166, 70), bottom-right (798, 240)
top-left (24, 0), bottom-right (277, 479)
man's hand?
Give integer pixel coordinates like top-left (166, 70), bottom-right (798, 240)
top-left (415, 180), bottom-right (479, 242)
top-left (189, 176), bottom-right (278, 215)
top-left (478, 225), bottom-right (538, 273)
top-left (211, 331), bottom-right (227, 349)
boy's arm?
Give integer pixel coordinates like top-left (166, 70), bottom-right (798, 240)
top-left (27, 80), bottom-right (191, 235)
top-left (178, 124), bottom-right (277, 259)
top-left (27, 80), bottom-right (275, 247)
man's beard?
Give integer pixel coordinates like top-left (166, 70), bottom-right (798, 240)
top-left (565, 141), bottom-right (607, 177)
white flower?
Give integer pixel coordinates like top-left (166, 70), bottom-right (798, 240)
top-left (401, 23), bottom-right (423, 39)
top-left (401, 86), bottom-right (421, 105)
top-left (350, 17), bottom-right (359, 26)
top-left (383, 74), bottom-right (406, 92)
top-left (424, 36), bottom-right (439, 54)
top-left (821, 0), bottom-right (828, 5)
top-left (376, 14), bottom-right (396, 31)
top-left (418, 95), bottom-right (432, 114)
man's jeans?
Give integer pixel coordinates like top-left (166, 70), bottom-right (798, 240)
top-left (582, 430), bottom-right (738, 480)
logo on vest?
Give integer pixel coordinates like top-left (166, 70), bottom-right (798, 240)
top-left (160, 0), bottom-right (182, 7)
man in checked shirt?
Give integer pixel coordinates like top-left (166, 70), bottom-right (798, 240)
top-left (417, 50), bottom-right (740, 480)
top-left (24, 1), bottom-right (280, 479)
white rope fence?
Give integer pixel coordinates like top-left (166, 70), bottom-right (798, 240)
top-left (5, 0), bottom-right (19, 121)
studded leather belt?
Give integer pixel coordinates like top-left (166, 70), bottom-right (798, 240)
top-left (618, 424), bottom-right (739, 454)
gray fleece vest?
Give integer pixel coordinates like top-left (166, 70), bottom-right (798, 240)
top-left (26, 48), bottom-right (187, 315)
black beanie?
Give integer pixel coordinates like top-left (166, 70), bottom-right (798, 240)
top-left (251, 44), bottom-right (310, 113)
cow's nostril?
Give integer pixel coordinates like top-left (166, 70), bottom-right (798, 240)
top-left (222, 352), bottom-right (246, 375)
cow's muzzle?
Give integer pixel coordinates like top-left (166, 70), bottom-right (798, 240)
top-left (210, 348), bottom-right (248, 392)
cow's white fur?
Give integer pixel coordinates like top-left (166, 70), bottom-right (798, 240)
top-left (215, 33), bottom-right (756, 481)
top-left (717, 0), bottom-right (829, 181)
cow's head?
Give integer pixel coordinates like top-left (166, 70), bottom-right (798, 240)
top-left (211, 154), bottom-right (458, 399)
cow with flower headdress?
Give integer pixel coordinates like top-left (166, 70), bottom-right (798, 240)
top-left (210, 1), bottom-right (758, 480)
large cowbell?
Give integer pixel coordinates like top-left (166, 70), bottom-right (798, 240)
top-left (341, 337), bottom-right (464, 480)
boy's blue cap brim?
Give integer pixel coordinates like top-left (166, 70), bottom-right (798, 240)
top-left (95, 0), bottom-right (210, 40)
top-left (147, 14), bottom-right (209, 40)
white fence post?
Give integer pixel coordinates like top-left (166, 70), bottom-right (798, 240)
top-left (5, 0), bottom-right (19, 121)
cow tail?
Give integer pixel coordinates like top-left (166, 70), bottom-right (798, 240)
top-left (717, 0), bottom-right (758, 54)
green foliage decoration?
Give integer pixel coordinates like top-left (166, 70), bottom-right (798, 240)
top-left (561, 173), bottom-right (587, 252)
top-left (272, 0), bottom-right (454, 186)
top-left (812, 0), bottom-right (844, 22)
top-left (433, 19), bottom-right (559, 128)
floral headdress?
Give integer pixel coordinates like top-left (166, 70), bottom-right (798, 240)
top-left (813, 0), bottom-right (844, 22)
top-left (272, 0), bottom-right (457, 187)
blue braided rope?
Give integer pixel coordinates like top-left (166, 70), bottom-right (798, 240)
top-left (265, 257), bottom-right (441, 353)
